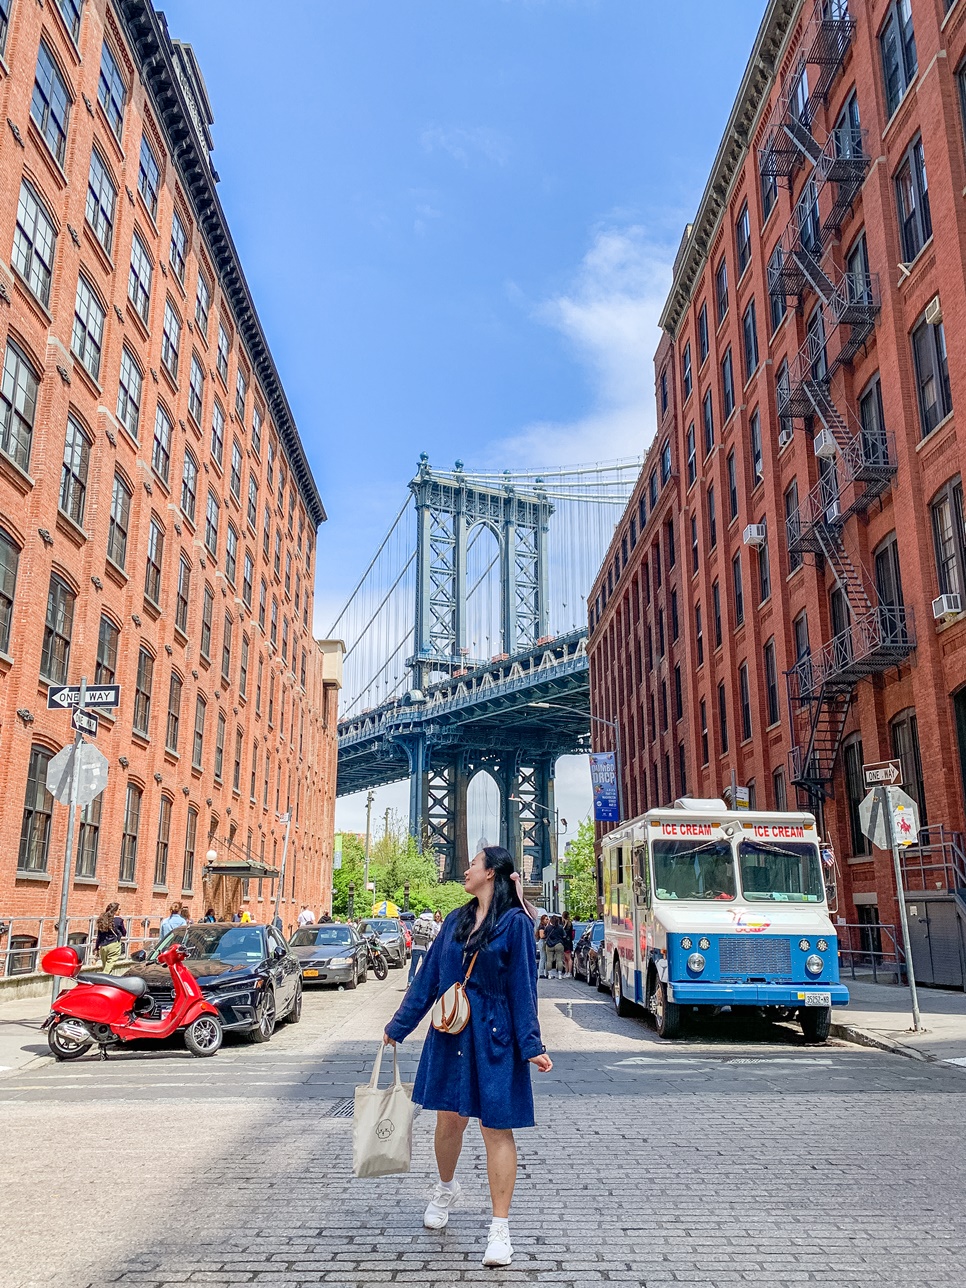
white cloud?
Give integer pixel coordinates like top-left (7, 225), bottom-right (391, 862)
top-left (495, 225), bottom-right (674, 467)
top-left (420, 125), bottom-right (510, 167)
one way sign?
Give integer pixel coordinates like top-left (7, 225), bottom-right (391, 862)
top-left (47, 683), bottom-right (121, 710)
top-left (863, 759), bottom-right (902, 788)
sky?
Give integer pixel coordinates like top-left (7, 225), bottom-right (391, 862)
top-left (160, 0), bottom-right (767, 845)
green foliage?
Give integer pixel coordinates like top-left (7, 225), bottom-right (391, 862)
top-left (560, 818), bottom-right (598, 921)
top-left (332, 816), bottom-right (468, 919)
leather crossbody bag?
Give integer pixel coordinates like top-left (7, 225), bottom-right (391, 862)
top-left (431, 950), bottom-right (479, 1035)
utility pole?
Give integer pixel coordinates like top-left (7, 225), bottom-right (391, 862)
top-left (363, 788), bottom-right (375, 911)
top-left (273, 810), bottom-right (293, 932)
top-left (384, 806), bottom-right (391, 841)
top-left (52, 677), bottom-right (87, 1001)
top-left (879, 783), bottom-right (922, 1031)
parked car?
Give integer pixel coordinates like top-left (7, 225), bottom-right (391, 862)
top-left (123, 923), bottom-right (301, 1042)
top-left (356, 918), bottom-right (407, 968)
top-left (289, 924), bottom-right (367, 988)
top-left (574, 921), bottom-right (605, 986)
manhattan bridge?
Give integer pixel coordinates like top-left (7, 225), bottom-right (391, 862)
top-left (331, 455), bottom-right (639, 883)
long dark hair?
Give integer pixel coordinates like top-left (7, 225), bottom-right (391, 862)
top-left (97, 902), bottom-right (119, 933)
top-left (453, 846), bottom-right (520, 952)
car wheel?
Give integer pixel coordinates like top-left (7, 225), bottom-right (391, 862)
top-left (47, 1020), bottom-right (93, 1061)
top-left (346, 965), bottom-right (358, 990)
top-left (281, 981), bottom-right (303, 1025)
top-left (184, 1014), bottom-right (223, 1056)
top-left (596, 962), bottom-right (609, 994)
top-left (359, 960), bottom-right (368, 984)
top-left (589, 962), bottom-right (599, 988)
top-left (248, 988), bottom-right (277, 1043)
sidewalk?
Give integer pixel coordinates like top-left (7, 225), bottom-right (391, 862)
top-left (833, 977), bottom-right (966, 1067)
top-left (0, 989), bottom-right (50, 1077)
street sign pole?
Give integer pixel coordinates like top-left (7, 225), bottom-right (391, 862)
top-left (879, 783), bottom-right (922, 1032)
top-left (273, 810), bottom-right (293, 930)
top-left (53, 676), bottom-right (87, 1002)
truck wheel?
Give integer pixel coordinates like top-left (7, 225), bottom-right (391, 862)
top-left (184, 1014), bottom-right (223, 1057)
top-left (651, 979), bottom-right (681, 1039)
top-left (800, 1006), bottom-right (831, 1043)
top-left (612, 958), bottom-right (634, 1017)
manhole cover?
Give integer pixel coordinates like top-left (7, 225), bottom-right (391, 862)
top-left (329, 1097), bottom-right (354, 1118)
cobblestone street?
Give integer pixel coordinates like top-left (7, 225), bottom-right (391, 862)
top-left (5, 974), bottom-right (966, 1288)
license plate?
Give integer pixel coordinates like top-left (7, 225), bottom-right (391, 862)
top-left (803, 991), bottom-right (831, 1007)
top-left (303, 969), bottom-right (319, 978)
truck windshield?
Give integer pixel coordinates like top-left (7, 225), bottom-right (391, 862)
top-left (652, 840), bottom-right (736, 900)
top-left (738, 840), bottom-right (825, 903)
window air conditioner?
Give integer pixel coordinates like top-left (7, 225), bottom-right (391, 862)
top-left (778, 425), bottom-right (794, 449)
top-left (825, 499), bottom-right (841, 523)
top-left (743, 523), bottom-right (767, 548)
top-left (925, 295), bottom-right (943, 326)
top-left (814, 428), bottom-right (837, 459)
top-left (932, 592), bottom-right (962, 621)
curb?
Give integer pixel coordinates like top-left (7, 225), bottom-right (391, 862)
top-left (830, 1019), bottom-right (966, 1071)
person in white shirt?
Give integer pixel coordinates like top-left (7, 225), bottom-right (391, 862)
top-left (296, 906), bottom-right (316, 927)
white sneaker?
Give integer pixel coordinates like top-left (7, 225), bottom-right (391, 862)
top-left (423, 1180), bottom-right (462, 1229)
top-left (482, 1219), bottom-right (513, 1267)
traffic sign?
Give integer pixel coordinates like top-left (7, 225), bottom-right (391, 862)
top-left (45, 743), bottom-right (109, 807)
top-left (891, 788), bottom-right (920, 847)
top-left (863, 759), bottom-right (901, 787)
top-left (47, 683), bottom-right (121, 710)
top-left (45, 745), bottom-right (76, 803)
top-left (71, 707), bottom-right (99, 737)
top-left (859, 785), bottom-right (920, 850)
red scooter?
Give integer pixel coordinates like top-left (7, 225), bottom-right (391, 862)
top-left (41, 942), bottom-right (223, 1060)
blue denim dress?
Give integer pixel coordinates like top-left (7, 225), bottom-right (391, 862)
top-left (384, 906), bottom-right (543, 1129)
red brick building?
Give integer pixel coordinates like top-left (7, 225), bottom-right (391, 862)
top-left (589, 0), bottom-right (966, 975)
top-left (0, 0), bottom-right (341, 959)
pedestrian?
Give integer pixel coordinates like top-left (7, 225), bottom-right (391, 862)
top-left (535, 914), bottom-right (549, 978)
top-left (433, 910), bottom-right (443, 925)
top-left (383, 845), bottom-right (552, 1268)
top-left (159, 902), bottom-right (187, 940)
top-left (407, 909), bottom-right (439, 985)
top-left (94, 903), bottom-right (126, 975)
top-left (231, 910), bottom-right (242, 924)
top-left (203, 907), bottom-right (217, 923)
top-left (240, 910), bottom-right (253, 924)
top-left (544, 915), bottom-right (566, 979)
top-left (562, 914), bottom-right (575, 977)
top-left (297, 904), bottom-right (316, 927)
top-left (271, 913), bottom-right (283, 932)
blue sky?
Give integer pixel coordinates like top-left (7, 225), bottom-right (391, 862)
top-left (161, 0), bottom-right (766, 839)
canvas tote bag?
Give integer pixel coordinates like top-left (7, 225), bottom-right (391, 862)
top-left (352, 1041), bottom-right (415, 1178)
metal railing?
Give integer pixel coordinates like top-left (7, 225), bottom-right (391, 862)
top-left (837, 921), bottom-right (905, 984)
top-left (787, 606), bottom-right (915, 698)
top-left (901, 826), bottom-right (966, 897)
top-left (0, 915), bottom-right (161, 979)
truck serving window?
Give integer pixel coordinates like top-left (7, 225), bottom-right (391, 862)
top-left (738, 840), bottom-right (824, 903)
top-left (652, 840), bottom-right (736, 901)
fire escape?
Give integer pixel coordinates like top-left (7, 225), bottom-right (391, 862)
top-left (758, 0), bottom-right (915, 801)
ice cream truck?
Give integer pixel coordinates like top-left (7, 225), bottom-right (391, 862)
top-left (598, 797), bottom-right (849, 1042)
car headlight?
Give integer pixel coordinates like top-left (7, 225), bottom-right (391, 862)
top-left (687, 952), bottom-right (706, 973)
top-left (328, 957), bottom-right (351, 967)
top-left (681, 937), bottom-right (693, 950)
top-left (799, 939), bottom-right (810, 951)
top-left (805, 954), bottom-right (824, 975)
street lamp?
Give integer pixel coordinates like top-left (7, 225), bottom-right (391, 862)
top-left (528, 701), bottom-right (625, 822)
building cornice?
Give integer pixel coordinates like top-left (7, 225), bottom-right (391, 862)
top-left (658, 0), bottom-right (804, 339)
top-left (115, 0), bottom-right (327, 527)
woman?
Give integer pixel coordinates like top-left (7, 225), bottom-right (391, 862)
top-left (562, 914), bottom-right (575, 977)
top-left (433, 910), bottom-right (443, 926)
top-left (94, 903), bottom-right (126, 974)
top-left (384, 846), bottom-right (552, 1268)
top-left (203, 907), bottom-right (217, 923)
top-left (535, 913), bottom-right (549, 978)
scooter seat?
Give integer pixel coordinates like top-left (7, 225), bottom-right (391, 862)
top-left (76, 972), bottom-right (148, 997)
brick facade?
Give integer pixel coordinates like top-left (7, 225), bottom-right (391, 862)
top-left (589, 0), bottom-right (966, 936)
top-left (0, 0), bottom-right (340, 947)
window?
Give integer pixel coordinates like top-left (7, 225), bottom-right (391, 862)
top-left (698, 302), bottom-right (709, 363)
top-left (211, 401), bottom-right (225, 467)
top-left (715, 257), bottom-right (729, 323)
top-left (785, 480), bottom-right (802, 571)
top-left (891, 708), bottom-right (927, 824)
top-left (256, 657), bottom-right (263, 714)
top-left (931, 479), bottom-right (966, 597)
top-left (242, 551), bottom-right (254, 609)
top-left (19, 747), bottom-right (54, 874)
top-left (214, 711), bottom-right (226, 782)
top-left (0, 341), bottom-right (39, 472)
top-left (94, 614), bottom-right (119, 686)
top-left (72, 276), bottom-right (105, 380)
top-left (0, 527), bottom-right (17, 654)
top-left (880, 0), bottom-right (917, 119)
top-left (188, 353), bottom-right (205, 423)
top-left (686, 424), bottom-right (696, 485)
top-left (117, 347), bottom-right (142, 437)
top-left (764, 639), bottom-right (779, 726)
top-left (285, 550), bottom-right (293, 596)
top-left (912, 316), bottom-right (951, 436)
top-left (270, 597), bottom-right (279, 649)
top-left (166, 671), bottom-right (182, 753)
top-left (98, 41), bottom-right (125, 138)
top-left (0, 0), bottom-right (8, 53)
top-left (181, 450), bottom-right (198, 524)
top-left (205, 491), bottom-right (219, 558)
top-left (182, 806), bottom-right (198, 891)
top-left (773, 767), bottom-right (787, 811)
top-left (41, 573), bottom-right (74, 684)
top-left (128, 232), bottom-right (152, 323)
top-left (152, 404), bottom-right (172, 485)
top-left (768, 245), bottom-right (787, 332)
top-left (201, 584), bottom-right (214, 660)
top-left (230, 438), bottom-right (243, 500)
top-left (222, 613), bottom-right (233, 683)
top-left (732, 552), bottom-right (744, 626)
top-left (267, 439), bottom-right (276, 491)
top-left (274, 530), bottom-right (282, 579)
top-left (54, 0), bottom-right (83, 41)
top-left (86, 148), bottom-right (116, 254)
top-left (263, 504), bottom-right (271, 560)
top-left (217, 323), bottom-right (230, 383)
top-left (700, 699), bottom-right (709, 765)
top-left (896, 137), bottom-right (931, 262)
top-left (170, 209), bottom-right (187, 283)
top-left (233, 726), bottom-right (243, 792)
top-left (690, 515), bottom-right (699, 575)
top-left (252, 405), bottom-right (262, 456)
top-left (649, 471), bottom-right (658, 512)
top-left (874, 533), bottom-right (904, 614)
top-left (13, 181), bottom-right (56, 306)
top-left (718, 682), bottom-right (729, 754)
top-left (742, 300), bottom-right (759, 379)
top-left (736, 203), bottom-right (751, 276)
top-left (727, 449), bottom-right (738, 521)
top-left (196, 272), bottom-right (211, 336)
top-left (239, 633), bottom-right (250, 698)
top-left (161, 299), bottom-right (181, 379)
top-left (712, 580), bottom-right (722, 648)
top-left (666, 518), bottom-right (676, 569)
top-left (32, 43), bottom-right (70, 165)
top-left (660, 440), bottom-right (672, 485)
top-left (258, 578), bottom-right (267, 630)
top-left (192, 695), bottom-right (207, 769)
top-left (120, 783), bottom-right (141, 883)
top-left (721, 349), bottom-right (735, 420)
top-left (749, 408), bottom-right (763, 486)
top-left (77, 796), bottom-right (101, 879)
top-left (236, 367), bottom-right (248, 419)
top-left (682, 342), bottom-right (692, 399)
top-left (107, 472), bottom-right (131, 569)
top-left (761, 164), bottom-right (778, 222)
top-left (175, 556), bottom-right (191, 634)
top-left (153, 796), bottom-right (172, 888)
top-left (859, 375), bottom-right (888, 467)
top-left (738, 664), bottom-right (752, 741)
top-left (225, 524), bottom-right (238, 585)
top-left (60, 415), bottom-right (90, 526)
top-left (282, 616), bottom-right (290, 664)
top-left (247, 474), bottom-right (258, 529)
top-left (138, 133), bottom-right (160, 220)
top-left (707, 485), bottom-right (717, 549)
top-left (758, 530), bottom-right (771, 602)
top-left (144, 517), bottom-right (164, 604)
top-left (700, 393), bottom-right (714, 460)
top-left (133, 646), bottom-right (153, 735)
top-left (843, 737), bottom-right (870, 856)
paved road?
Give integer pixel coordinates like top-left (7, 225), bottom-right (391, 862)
top-left (5, 970), bottom-right (966, 1288)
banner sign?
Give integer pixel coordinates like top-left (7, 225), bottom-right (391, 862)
top-left (590, 751), bottom-right (620, 823)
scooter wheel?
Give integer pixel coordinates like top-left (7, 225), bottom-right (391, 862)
top-left (48, 1021), bottom-right (93, 1061)
top-left (184, 1014), bottom-right (223, 1057)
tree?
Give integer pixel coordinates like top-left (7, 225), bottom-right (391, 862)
top-left (560, 818), bottom-right (598, 920)
top-left (331, 815), bottom-right (469, 918)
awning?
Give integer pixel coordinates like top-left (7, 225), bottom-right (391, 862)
top-left (203, 860), bottom-right (280, 880)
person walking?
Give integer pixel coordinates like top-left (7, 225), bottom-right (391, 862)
top-left (407, 909), bottom-right (439, 985)
top-left (203, 907), bottom-right (217, 922)
top-left (297, 905), bottom-right (316, 927)
top-left (562, 914), bottom-right (575, 977)
top-left (544, 915), bottom-right (566, 979)
top-left (433, 910), bottom-right (443, 926)
top-left (159, 902), bottom-right (187, 940)
top-left (94, 903), bottom-right (126, 975)
top-left (383, 846), bottom-right (552, 1268)
top-left (535, 914), bottom-right (549, 978)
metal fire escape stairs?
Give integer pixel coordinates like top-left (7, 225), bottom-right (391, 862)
top-left (758, 0), bottom-right (915, 801)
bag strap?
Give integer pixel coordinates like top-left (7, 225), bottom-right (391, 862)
top-left (369, 1041), bottom-right (401, 1089)
top-left (463, 950), bottom-right (479, 985)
